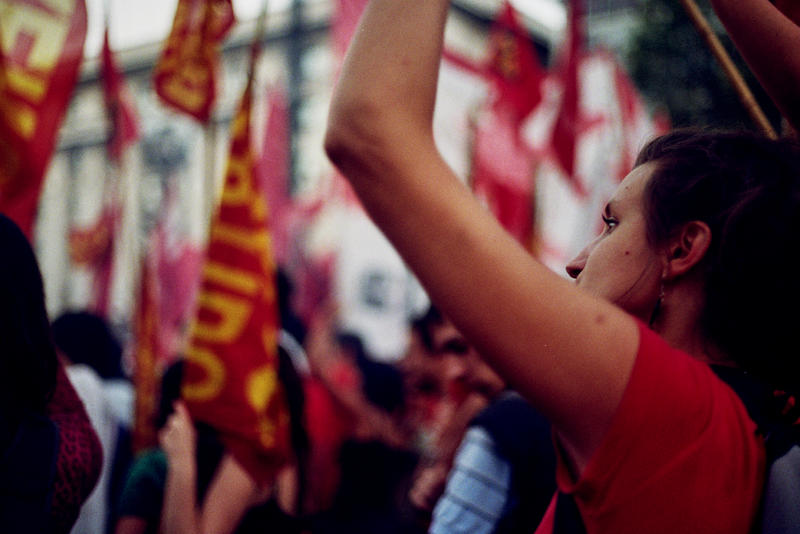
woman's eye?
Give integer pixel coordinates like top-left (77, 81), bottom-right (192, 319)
top-left (602, 215), bottom-right (618, 232)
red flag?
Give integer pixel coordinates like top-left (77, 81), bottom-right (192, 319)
top-left (550, 0), bottom-right (585, 187)
top-left (131, 249), bottom-right (162, 452)
top-left (153, 0), bottom-right (235, 122)
top-left (183, 39), bottom-right (290, 484)
top-left (471, 109), bottom-right (535, 247)
top-left (0, 0), bottom-right (87, 237)
top-left (613, 59), bottom-right (670, 181)
top-left (68, 201), bottom-right (120, 317)
top-left (255, 86), bottom-right (292, 265)
top-left (101, 27), bottom-right (139, 161)
top-left (487, 1), bottom-right (545, 126)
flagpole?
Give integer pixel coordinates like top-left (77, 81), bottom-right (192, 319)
top-left (678, 0), bottom-right (777, 139)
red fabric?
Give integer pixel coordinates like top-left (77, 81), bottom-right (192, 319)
top-left (0, 0), bottom-right (87, 237)
top-left (255, 86), bottom-right (292, 265)
top-left (153, 0), bottom-right (234, 122)
top-left (68, 202), bottom-right (120, 318)
top-left (550, 0), bottom-right (584, 189)
top-left (612, 60), bottom-right (669, 182)
top-left (471, 108), bottom-right (535, 247)
top-left (101, 27), bottom-right (139, 161)
top-left (303, 377), bottom-right (353, 512)
top-left (486, 1), bottom-right (545, 126)
top-left (131, 251), bottom-right (161, 452)
top-left (47, 363), bottom-right (102, 534)
top-left (182, 41), bottom-right (289, 486)
top-left (535, 323), bottom-right (765, 534)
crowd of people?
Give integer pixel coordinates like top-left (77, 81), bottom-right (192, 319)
top-left (1, 0), bottom-right (800, 532)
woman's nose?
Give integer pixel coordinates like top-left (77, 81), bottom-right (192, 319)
top-left (566, 249), bottom-right (588, 279)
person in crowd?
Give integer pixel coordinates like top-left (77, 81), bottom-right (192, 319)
top-left (324, 1), bottom-right (800, 531)
top-left (115, 361), bottom-right (187, 534)
top-left (408, 305), bottom-right (503, 515)
top-left (304, 324), bottom-right (421, 534)
top-left (709, 0), bottom-right (800, 132)
top-left (397, 313), bottom-right (447, 458)
top-left (0, 213), bottom-right (102, 534)
top-left (158, 347), bottom-right (308, 534)
top-left (411, 305), bottom-right (556, 534)
top-left (117, 351), bottom-right (307, 534)
top-left (53, 311), bottom-right (134, 534)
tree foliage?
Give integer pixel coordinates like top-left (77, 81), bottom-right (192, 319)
top-left (625, 0), bottom-right (781, 130)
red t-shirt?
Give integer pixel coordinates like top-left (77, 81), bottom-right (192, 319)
top-left (535, 322), bottom-right (765, 534)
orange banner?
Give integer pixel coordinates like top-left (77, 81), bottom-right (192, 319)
top-left (131, 252), bottom-right (161, 452)
top-left (0, 0), bottom-right (87, 237)
top-left (182, 45), bottom-right (289, 484)
top-left (153, 0), bottom-right (234, 122)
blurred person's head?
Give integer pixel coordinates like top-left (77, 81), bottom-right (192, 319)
top-left (337, 332), bottom-right (406, 417)
top-left (400, 314), bottom-right (445, 414)
top-left (419, 305), bottom-right (504, 403)
top-left (52, 311), bottom-right (124, 379)
top-left (0, 214), bottom-right (58, 419)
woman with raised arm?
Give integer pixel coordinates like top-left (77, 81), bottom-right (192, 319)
top-left (324, 1), bottom-right (800, 532)
top-left (709, 0), bottom-right (800, 132)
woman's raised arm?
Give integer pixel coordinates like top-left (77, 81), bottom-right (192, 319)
top-left (325, 0), bottom-right (639, 470)
top-left (709, 0), bottom-right (800, 132)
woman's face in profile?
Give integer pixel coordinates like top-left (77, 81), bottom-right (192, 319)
top-left (565, 163), bottom-right (664, 321)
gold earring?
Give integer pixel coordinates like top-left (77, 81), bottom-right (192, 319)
top-left (649, 283), bottom-right (665, 327)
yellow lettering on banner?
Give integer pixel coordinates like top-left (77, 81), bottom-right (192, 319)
top-left (221, 156), bottom-right (254, 205)
top-left (192, 290), bottom-right (252, 343)
top-left (247, 366), bottom-right (280, 448)
top-left (7, 68), bottom-right (46, 100)
top-left (162, 74), bottom-right (207, 112)
top-left (203, 261), bottom-right (261, 296)
top-left (210, 223), bottom-right (275, 274)
top-left (0, 99), bottom-right (35, 138)
top-left (182, 345), bottom-right (226, 401)
top-left (0, 1), bottom-right (73, 101)
top-left (229, 107), bottom-right (247, 137)
top-left (245, 365), bottom-right (278, 412)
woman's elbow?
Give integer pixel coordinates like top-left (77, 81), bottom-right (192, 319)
top-left (324, 105), bottom-right (387, 179)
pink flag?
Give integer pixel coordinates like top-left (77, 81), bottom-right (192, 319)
top-left (331, 0), bottom-right (370, 58)
top-left (256, 86), bottom-right (292, 265)
top-left (550, 0), bottom-right (585, 188)
top-left (471, 109), bottom-right (535, 247)
top-left (101, 27), bottom-right (140, 161)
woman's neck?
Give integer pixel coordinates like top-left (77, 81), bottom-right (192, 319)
top-left (651, 280), bottom-right (734, 367)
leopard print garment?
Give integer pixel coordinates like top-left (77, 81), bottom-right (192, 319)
top-left (47, 364), bottom-right (103, 534)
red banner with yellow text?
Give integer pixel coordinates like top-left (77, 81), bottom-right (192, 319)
top-left (0, 0), bottom-right (87, 237)
top-left (153, 0), bottom-right (234, 122)
top-left (182, 44), bottom-right (289, 484)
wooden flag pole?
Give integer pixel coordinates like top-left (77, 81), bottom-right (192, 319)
top-left (678, 0), bottom-right (778, 139)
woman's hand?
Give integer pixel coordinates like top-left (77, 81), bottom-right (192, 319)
top-left (159, 401), bottom-right (196, 470)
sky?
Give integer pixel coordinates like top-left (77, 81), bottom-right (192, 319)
top-left (83, 0), bottom-right (291, 57)
top-left (84, 0), bottom-right (565, 57)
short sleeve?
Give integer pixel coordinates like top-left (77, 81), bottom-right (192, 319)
top-left (117, 449), bottom-right (168, 522)
top-left (554, 322), bottom-right (765, 534)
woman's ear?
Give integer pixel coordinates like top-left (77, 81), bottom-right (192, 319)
top-left (663, 221), bottom-right (711, 280)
